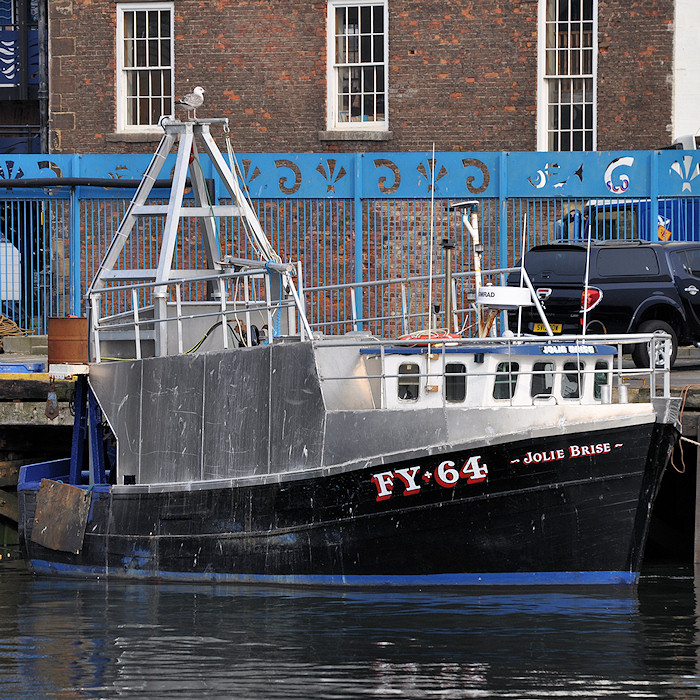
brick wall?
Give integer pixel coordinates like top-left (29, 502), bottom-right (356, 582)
top-left (49, 0), bottom-right (674, 154)
top-left (597, 0), bottom-right (674, 150)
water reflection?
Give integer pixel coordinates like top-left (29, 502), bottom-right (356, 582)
top-left (0, 565), bottom-right (698, 698)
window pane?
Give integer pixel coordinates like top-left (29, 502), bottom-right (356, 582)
top-left (338, 93), bottom-right (349, 121)
top-left (125, 12), bottom-right (135, 39)
top-left (126, 96), bottom-right (137, 125)
top-left (360, 5), bottom-right (371, 31)
top-left (493, 362), bottom-right (519, 400)
top-left (531, 362), bottom-right (554, 397)
top-left (162, 69), bottom-right (172, 97)
top-left (376, 92), bottom-right (385, 119)
top-left (562, 361), bottom-right (583, 399)
top-left (148, 39), bottom-right (159, 67)
top-left (373, 5), bottom-right (383, 32)
top-left (594, 361), bottom-right (608, 400)
top-left (136, 11), bottom-right (146, 38)
top-left (126, 71), bottom-right (137, 98)
top-left (363, 94), bottom-right (374, 121)
top-left (151, 70), bottom-right (162, 96)
top-left (360, 34), bottom-right (371, 62)
top-left (336, 35), bottom-right (346, 63)
top-left (148, 10), bottom-right (158, 37)
top-left (348, 35), bottom-right (358, 62)
top-left (160, 10), bottom-right (169, 36)
top-left (124, 40), bottom-right (134, 68)
top-left (445, 363), bottom-right (466, 402)
top-left (136, 40), bottom-right (146, 66)
top-left (348, 6), bottom-right (358, 30)
top-left (398, 363), bottom-right (420, 401)
top-left (373, 34), bottom-right (383, 62)
top-left (335, 6), bottom-right (346, 35)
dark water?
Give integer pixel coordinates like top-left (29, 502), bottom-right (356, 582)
top-left (0, 564), bottom-right (698, 699)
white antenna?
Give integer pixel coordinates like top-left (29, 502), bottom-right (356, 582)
top-left (517, 213), bottom-right (528, 336)
top-left (427, 143), bottom-right (436, 339)
top-left (582, 209), bottom-right (593, 336)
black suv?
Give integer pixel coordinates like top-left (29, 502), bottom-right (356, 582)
top-left (509, 240), bottom-right (700, 367)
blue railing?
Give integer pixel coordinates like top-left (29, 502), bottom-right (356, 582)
top-left (1, 148), bottom-right (699, 333)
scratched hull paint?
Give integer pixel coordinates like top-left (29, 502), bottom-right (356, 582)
top-left (18, 421), bottom-right (675, 585)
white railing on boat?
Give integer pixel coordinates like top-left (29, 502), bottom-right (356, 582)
top-left (310, 332), bottom-right (674, 406)
top-left (86, 261), bottom-right (673, 403)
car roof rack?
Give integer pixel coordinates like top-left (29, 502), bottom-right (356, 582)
top-left (591, 238), bottom-right (650, 246)
top-left (542, 237), bottom-right (650, 246)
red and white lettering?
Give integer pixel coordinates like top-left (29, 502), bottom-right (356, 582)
top-left (371, 471), bottom-right (395, 501)
top-left (461, 455), bottom-right (488, 483)
top-left (569, 442), bottom-right (612, 459)
top-left (434, 460), bottom-right (460, 488)
top-left (394, 466), bottom-right (422, 495)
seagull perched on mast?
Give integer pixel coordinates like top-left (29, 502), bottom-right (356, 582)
top-left (176, 86), bottom-right (205, 119)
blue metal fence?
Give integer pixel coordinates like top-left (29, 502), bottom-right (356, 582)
top-left (1, 148), bottom-right (699, 333)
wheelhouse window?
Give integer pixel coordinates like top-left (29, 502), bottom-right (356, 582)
top-left (593, 360), bottom-right (609, 400)
top-left (562, 361), bottom-right (583, 399)
top-left (116, 3), bottom-right (174, 131)
top-left (531, 361), bottom-right (555, 397)
top-left (327, 1), bottom-right (388, 130)
top-left (398, 362), bottom-right (419, 401)
top-left (493, 362), bottom-right (519, 400)
top-left (445, 363), bottom-right (466, 402)
top-left (540, 0), bottom-right (596, 151)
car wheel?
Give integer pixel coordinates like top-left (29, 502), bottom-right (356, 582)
top-left (631, 320), bottom-right (678, 369)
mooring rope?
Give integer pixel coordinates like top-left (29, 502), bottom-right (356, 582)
top-left (0, 315), bottom-right (35, 349)
top-left (671, 384), bottom-right (700, 473)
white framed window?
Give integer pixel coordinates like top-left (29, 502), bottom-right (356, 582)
top-left (538, 0), bottom-right (597, 151)
top-left (327, 1), bottom-right (388, 130)
top-left (116, 2), bottom-right (174, 131)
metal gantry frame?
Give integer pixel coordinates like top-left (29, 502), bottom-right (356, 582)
top-left (89, 117), bottom-right (297, 357)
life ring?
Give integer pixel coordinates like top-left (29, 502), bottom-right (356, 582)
top-left (398, 329), bottom-right (462, 346)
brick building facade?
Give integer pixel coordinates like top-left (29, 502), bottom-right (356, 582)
top-left (46, 0), bottom-right (677, 155)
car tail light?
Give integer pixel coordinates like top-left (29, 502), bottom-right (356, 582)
top-left (580, 288), bottom-right (602, 312)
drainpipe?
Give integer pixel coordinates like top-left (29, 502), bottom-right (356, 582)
top-left (38, 0), bottom-right (49, 153)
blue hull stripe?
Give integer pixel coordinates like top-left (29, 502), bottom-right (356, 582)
top-left (27, 560), bottom-right (637, 586)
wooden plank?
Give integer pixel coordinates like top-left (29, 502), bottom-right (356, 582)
top-left (31, 479), bottom-right (90, 553)
top-left (0, 401), bottom-right (73, 426)
top-left (0, 489), bottom-right (18, 523)
top-left (0, 377), bottom-right (74, 401)
top-left (0, 460), bottom-right (27, 487)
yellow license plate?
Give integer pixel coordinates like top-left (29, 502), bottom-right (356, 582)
top-left (534, 323), bottom-right (562, 333)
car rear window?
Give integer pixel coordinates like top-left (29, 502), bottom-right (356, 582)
top-left (523, 249), bottom-right (587, 277)
top-left (597, 248), bottom-right (659, 276)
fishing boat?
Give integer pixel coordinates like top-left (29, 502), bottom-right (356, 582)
top-left (17, 118), bottom-right (680, 585)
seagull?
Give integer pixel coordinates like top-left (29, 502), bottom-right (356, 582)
top-left (176, 86), bottom-right (205, 119)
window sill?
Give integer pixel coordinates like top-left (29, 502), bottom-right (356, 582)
top-left (318, 130), bottom-right (393, 142)
top-left (106, 132), bottom-right (163, 143)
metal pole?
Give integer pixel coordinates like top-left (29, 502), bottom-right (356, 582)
top-left (442, 238), bottom-right (455, 332)
top-left (38, 0), bottom-right (49, 153)
top-left (695, 422), bottom-right (700, 566)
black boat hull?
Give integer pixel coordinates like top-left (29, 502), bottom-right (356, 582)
top-left (18, 421), bottom-right (677, 585)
